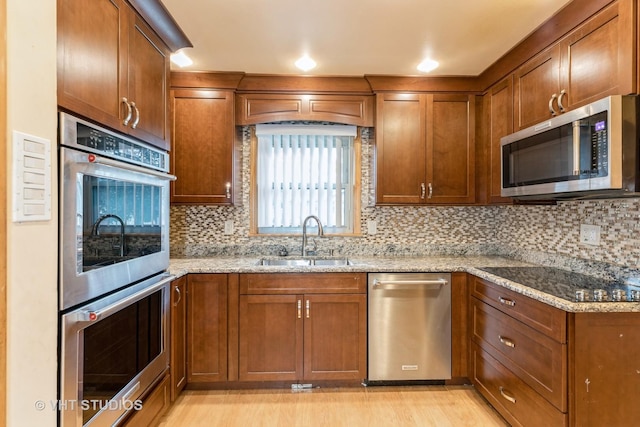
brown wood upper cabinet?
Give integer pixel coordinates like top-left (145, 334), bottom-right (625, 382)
top-left (482, 77), bottom-right (514, 205)
top-left (170, 89), bottom-right (239, 204)
top-left (375, 93), bottom-right (475, 205)
top-left (236, 93), bottom-right (374, 126)
top-left (57, 0), bottom-right (174, 150)
top-left (514, 0), bottom-right (635, 131)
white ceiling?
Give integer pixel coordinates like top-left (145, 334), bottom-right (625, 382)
top-left (162, 0), bottom-right (572, 77)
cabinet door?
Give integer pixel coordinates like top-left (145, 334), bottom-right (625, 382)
top-left (187, 274), bottom-right (228, 383)
top-left (171, 89), bottom-right (236, 204)
top-left (485, 77), bottom-right (514, 204)
top-left (238, 294), bottom-right (303, 381)
top-left (427, 94), bottom-right (475, 204)
top-left (303, 294), bottom-right (367, 381)
top-left (375, 93), bottom-right (427, 204)
top-left (571, 312), bottom-right (640, 427)
top-left (127, 14), bottom-right (171, 150)
top-left (170, 276), bottom-right (187, 401)
top-left (513, 45), bottom-right (561, 130)
top-left (57, 0), bottom-right (128, 131)
top-left (559, 0), bottom-right (635, 111)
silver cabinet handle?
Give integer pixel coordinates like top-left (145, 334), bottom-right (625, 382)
top-left (305, 300), bottom-right (310, 319)
top-left (499, 335), bottom-right (515, 348)
top-left (420, 183), bottom-right (426, 199)
top-left (131, 101), bottom-right (140, 129)
top-left (174, 285), bottom-right (182, 306)
top-left (548, 93), bottom-right (558, 116)
top-left (297, 299), bottom-right (302, 319)
top-left (557, 89), bottom-right (566, 113)
top-left (225, 182), bottom-right (231, 199)
top-left (499, 296), bottom-right (516, 307)
top-left (499, 387), bottom-right (516, 404)
top-left (122, 97), bottom-right (133, 126)
top-left (428, 183), bottom-right (433, 199)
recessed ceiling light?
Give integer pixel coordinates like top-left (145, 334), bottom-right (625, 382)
top-left (417, 58), bottom-right (439, 73)
top-left (171, 50), bottom-right (193, 68)
top-left (295, 55), bottom-right (316, 72)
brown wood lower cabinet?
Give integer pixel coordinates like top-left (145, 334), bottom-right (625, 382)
top-left (570, 312), bottom-right (640, 427)
top-left (122, 373), bottom-right (170, 427)
top-left (238, 273), bottom-right (367, 383)
top-left (471, 343), bottom-right (568, 427)
top-left (170, 276), bottom-right (187, 401)
top-left (470, 275), bottom-right (640, 427)
top-left (186, 274), bottom-right (229, 383)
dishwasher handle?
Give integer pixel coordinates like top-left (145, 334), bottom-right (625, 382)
top-left (372, 278), bottom-right (448, 290)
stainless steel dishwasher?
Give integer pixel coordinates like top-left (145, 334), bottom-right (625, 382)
top-left (367, 273), bottom-right (451, 383)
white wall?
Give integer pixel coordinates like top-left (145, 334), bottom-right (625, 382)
top-left (6, 0), bottom-right (58, 425)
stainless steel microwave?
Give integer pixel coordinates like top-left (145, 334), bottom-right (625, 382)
top-left (501, 95), bottom-right (640, 200)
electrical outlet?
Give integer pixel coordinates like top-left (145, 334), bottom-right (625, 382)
top-left (580, 224), bottom-right (600, 246)
top-left (224, 220), bottom-right (234, 235)
top-left (367, 220), bottom-right (377, 235)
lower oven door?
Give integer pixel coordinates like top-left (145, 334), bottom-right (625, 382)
top-left (60, 273), bottom-right (173, 427)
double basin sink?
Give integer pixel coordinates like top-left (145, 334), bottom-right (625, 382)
top-left (259, 257), bottom-right (353, 266)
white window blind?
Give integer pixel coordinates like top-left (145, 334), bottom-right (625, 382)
top-left (256, 124), bottom-right (356, 234)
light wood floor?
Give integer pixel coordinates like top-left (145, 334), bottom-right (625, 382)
top-left (158, 385), bottom-right (508, 426)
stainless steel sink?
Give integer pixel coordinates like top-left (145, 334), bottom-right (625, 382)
top-left (259, 257), bottom-right (352, 266)
top-left (311, 258), bottom-right (352, 266)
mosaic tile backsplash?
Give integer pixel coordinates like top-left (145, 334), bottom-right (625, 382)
top-left (170, 126), bottom-right (640, 276)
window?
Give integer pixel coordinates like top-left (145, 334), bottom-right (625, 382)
top-left (253, 124), bottom-right (360, 235)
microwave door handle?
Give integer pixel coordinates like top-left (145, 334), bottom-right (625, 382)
top-left (572, 121), bottom-right (581, 176)
top-left (88, 155), bottom-right (177, 181)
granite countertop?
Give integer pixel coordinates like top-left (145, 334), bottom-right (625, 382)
top-left (169, 255), bottom-right (640, 313)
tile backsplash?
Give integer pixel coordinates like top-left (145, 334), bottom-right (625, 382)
top-left (170, 126), bottom-right (640, 275)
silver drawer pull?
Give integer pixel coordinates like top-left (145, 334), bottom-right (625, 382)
top-left (499, 386), bottom-right (516, 404)
top-left (498, 296), bottom-right (516, 307)
top-left (499, 335), bottom-right (515, 348)
top-left (297, 300), bottom-right (302, 319)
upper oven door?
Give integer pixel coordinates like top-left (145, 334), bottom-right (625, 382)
top-left (59, 146), bottom-right (173, 311)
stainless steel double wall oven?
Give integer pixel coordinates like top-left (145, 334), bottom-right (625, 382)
top-left (58, 112), bottom-right (175, 426)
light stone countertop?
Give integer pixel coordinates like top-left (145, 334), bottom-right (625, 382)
top-left (169, 255), bottom-right (640, 313)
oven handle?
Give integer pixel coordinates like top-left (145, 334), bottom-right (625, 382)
top-left (88, 155), bottom-right (177, 181)
top-left (79, 274), bottom-right (175, 323)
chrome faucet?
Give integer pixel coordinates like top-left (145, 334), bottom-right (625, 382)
top-left (92, 214), bottom-right (125, 257)
top-left (302, 215), bottom-right (324, 256)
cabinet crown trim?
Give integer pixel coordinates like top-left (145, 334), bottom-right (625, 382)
top-left (129, 0), bottom-right (192, 52)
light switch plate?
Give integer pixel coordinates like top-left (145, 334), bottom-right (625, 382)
top-left (367, 220), bottom-right (377, 235)
top-left (12, 130), bottom-right (52, 222)
top-left (224, 220), bottom-right (234, 235)
top-left (580, 224), bottom-right (601, 246)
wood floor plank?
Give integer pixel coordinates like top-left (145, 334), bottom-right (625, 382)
top-left (157, 386), bottom-right (508, 426)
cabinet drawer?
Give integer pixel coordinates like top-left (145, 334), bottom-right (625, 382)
top-left (240, 273), bottom-right (366, 294)
top-left (471, 297), bottom-right (567, 411)
top-left (122, 373), bottom-right (170, 427)
top-left (471, 276), bottom-right (566, 342)
top-left (471, 343), bottom-right (568, 427)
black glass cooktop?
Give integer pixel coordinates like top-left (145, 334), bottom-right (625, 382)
top-left (478, 266), bottom-right (637, 302)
